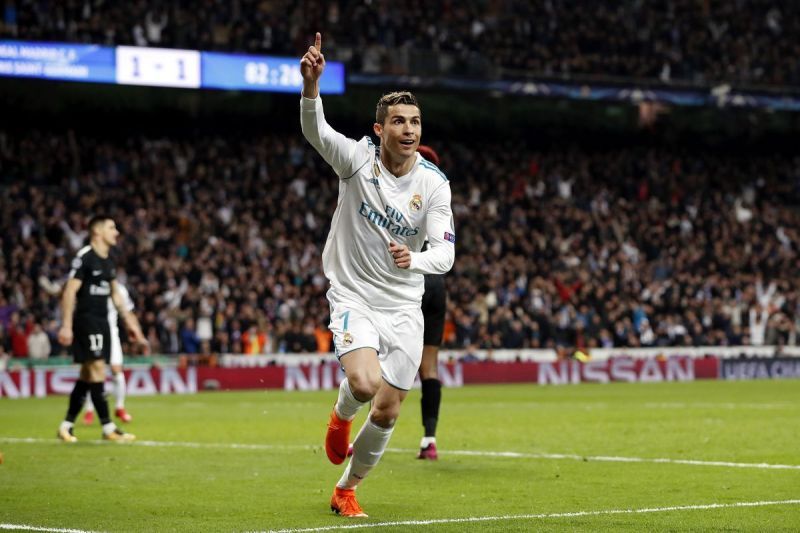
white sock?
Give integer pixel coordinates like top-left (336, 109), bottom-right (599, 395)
top-left (420, 436), bottom-right (436, 448)
top-left (114, 372), bottom-right (126, 410)
top-left (84, 395), bottom-right (95, 413)
top-left (60, 421), bottom-right (74, 432)
top-left (334, 378), bottom-right (367, 421)
top-left (337, 417), bottom-right (394, 489)
top-left (102, 422), bottom-right (117, 435)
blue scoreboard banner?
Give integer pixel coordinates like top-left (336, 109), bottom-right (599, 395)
top-left (0, 40), bottom-right (345, 94)
top-left (0, 41), bottom-right (115, 83)
top-left (203, 52), bottom-right (345, 94)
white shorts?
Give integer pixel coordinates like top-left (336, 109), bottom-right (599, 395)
top-left (328, 292), bottom-right (423, 391)
top-left (109, 326), bottom-right (124, 366)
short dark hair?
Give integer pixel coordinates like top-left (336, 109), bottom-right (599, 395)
top-left (88, 215), bottom-right (113, 236)
top-left (375, 91), bottom-right (420, 124)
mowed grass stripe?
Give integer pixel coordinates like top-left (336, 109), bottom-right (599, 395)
top-left (263, 499), bottom-right (800, 532)
top-left (0, 523), bottom-right (102, 533)
top-left (2, 381), bottom-right (799, 532)
top-left (2, 436), bottom-right (799, 470)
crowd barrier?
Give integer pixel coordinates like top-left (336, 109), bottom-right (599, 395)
top-left (1, 348), bottom-right (799, 399)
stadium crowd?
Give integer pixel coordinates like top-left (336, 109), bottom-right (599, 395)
top-left (0, 128), bottom-right (798, 361)
top-left (1, 0), bottom-right (799, 86)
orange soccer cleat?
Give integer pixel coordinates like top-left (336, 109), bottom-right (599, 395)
top-left (330, 487), bottom-right (368, 518)
top-left (115, 408), bottom-right (133, 423)
top-left (325, 408), bottom-right (352, 465)
top-left (82, 410), bottom-right (95, 425)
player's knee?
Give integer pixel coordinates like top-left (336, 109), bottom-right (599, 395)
top-left (371, 404), bottom-right (400, 428)
top-left (82, 360), bottom-right (105, 383)
top-left (419, 360), bottom-right (438, 380)
top-left (347, 372), bottom-right (381, 400)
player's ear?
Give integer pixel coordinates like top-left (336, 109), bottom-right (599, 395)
top-left (373, 122), bottom-right (382, 137)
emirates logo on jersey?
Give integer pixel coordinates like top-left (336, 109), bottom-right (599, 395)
top-left (409, 193), bottom-right (422, 211)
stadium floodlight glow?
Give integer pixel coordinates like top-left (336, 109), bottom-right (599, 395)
top-left (0, 39), bottom-right (345, 94)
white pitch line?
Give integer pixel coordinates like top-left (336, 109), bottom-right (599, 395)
top-left (262, 499), bottom-right (800, 533)
top-left (2, 437), bottom-right (800, 471)
top-left (415, 448), bottom-right (800, 470)
top-left (0, 524), bottom-right (102, 533)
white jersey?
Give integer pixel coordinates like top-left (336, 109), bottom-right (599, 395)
top-left (107, 283), bottom-right (134, 332)
top-left (301, 96), bottom-right (455, 310)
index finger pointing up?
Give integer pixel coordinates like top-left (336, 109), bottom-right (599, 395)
top-left (315, 32), bottom-right (322, 52)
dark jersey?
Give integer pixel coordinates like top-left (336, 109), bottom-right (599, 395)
top-left (420, 240), bottom-right (446, 346)
top-left (68, 245), bottom-right (116, 362)
top-left (69, 245), bottom-right (117, 321)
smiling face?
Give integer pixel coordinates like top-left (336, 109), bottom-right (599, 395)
top-left (373, 91), bottom-right (422, 170)
top-left (374, 103), bottom-right (422, 163)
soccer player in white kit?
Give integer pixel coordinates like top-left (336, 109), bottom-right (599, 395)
top-left (82, 282), bottom-right (135, 424)
top-left (300, 33), bottom-right (455, 518)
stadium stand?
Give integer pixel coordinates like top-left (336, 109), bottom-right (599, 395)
top-left (1, 1), bottom-right (799, 362)
top-left (0, 129), bottom-right (797, 359)
top-left (1, 0), bottom-right (798, 85)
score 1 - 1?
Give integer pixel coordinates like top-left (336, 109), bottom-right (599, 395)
top-left (116, 46), bottom-right (201, 88)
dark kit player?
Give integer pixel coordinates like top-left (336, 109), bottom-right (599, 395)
top-left (57, 215), bottom-right (148, 443)
top-left (416, 144), bottom-right (446, 460)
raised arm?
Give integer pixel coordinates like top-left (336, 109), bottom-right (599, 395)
top-left (299, 32), bottom-right (363, 178)
top-left (300, 32), bottom-right (324, 99)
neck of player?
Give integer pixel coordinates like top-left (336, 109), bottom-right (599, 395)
top-left (92, 239), bottom-right (110, 258)
top-left (380, 150), bottom-right (415, 177)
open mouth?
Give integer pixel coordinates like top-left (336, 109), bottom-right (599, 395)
top-left (400, 139), bottom-right (416, 147)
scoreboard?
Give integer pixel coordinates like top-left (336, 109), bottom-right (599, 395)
top-left (0, 40), bottom-right (345, 94)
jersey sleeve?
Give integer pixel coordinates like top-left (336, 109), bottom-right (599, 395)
top-left (68, 253), bottom-right (89, 281)
top-left (409, 182), bottom-right (455, 275)
top-left (300, 95), bottom-right (368, 179)
top-left (118, 284), bottom-right (135, 312)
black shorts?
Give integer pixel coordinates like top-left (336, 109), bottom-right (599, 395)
top-left (72, 316), bottom-right (111, 363)
top-left (421, 274), bottom-right (446, 347)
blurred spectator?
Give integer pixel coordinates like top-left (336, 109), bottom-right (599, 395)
top-left (314, 319), bottom-right (333, 353)
top-left (161, 318), bottom-right (181, 355)
top-left (242, 324), bottom-right (266, 355)
top-left (0, 128), bottom-right (798, 354)
top-left (1, 1), bottom-right (799, 86)
top-left (180, 318), bottom-right (200, 354)
top-left (9, 313), bottom-right (32, 358)
top-left (26, 323), bottom-right (51, 360)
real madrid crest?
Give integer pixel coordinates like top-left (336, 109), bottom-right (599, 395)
top-left (342, 332), bottom-right (353, 346)
top-left (409, 193), bottom-right (422, 211)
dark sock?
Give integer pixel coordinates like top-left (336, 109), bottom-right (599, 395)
top-left (89, 382), bottom-right (111, 425)
top-left (66, 380), bottom-right (90, 423)
top-left (420, 378), bottom-right (442, 438)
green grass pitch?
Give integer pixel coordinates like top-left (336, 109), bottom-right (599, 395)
top-left (1, 379), bottom-right (799, 532)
